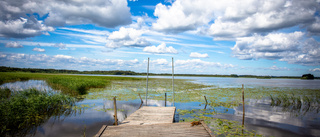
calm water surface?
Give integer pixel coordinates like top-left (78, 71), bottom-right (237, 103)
top-left (1, 76), bottom-right (319, 137)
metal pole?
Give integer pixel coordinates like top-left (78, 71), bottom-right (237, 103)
top-left (172, 57), bottom-right (174, 106)
top-left (146, 57), bottom-right (149, 106)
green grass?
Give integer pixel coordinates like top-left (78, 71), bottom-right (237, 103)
top-left (2, 72), bottom-right (319, 136)
top-left (0, 88), bottom-right (75, 136)
top-left (0, 72), bottom-right (142, 96)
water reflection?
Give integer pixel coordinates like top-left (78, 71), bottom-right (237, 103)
top-left (28, 99), bottom-right (173, 137)
top-left (0, 80), bottom-right (56, 92)
top-left (2, 77), bottom-right (320, 137)
top-left (226, 98), bottom-right (320, 136)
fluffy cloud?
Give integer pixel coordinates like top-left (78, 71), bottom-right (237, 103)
top-left (106, 27), bottom-right (150, 48)
top-left (0, 0), bottom-right (131, 38)
top-left (152, 0), bottom-right (319, 39)
top-left (0, 53), bottom-right (139, 70)
top-left (208, 0), bottom-right (319, 40)
top-left (189, 52), bottom-right (209, 58)
top-left (5, 42), bottom-right (23, 48)
top-left (0, 16), bottom-right (55, 38)
top-left (232, 32), bottom-right (320, 66)
top-left (152, 0), bottom-right (215, 33)
top-left (143, 43), bottom-right (178, 54)
top-left (32, 47), bottom-right (45, 52)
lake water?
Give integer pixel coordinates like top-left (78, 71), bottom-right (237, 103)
top-left (1, 76), bottom-right (320, 137)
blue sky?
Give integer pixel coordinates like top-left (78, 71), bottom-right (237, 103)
top-left (0, 0), bottom-right (320, 76)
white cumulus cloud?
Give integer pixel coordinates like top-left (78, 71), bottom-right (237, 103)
top-left (106, 27), bottom-right (150, 48)
top-left (152, 0), bottom-right (320, 39)
top-left (0, 16), bottom-right (55, 38)
top-left (143, 43), bottom-right (178, 54)
top-left (5, 42), bottom-right (23, 48)
top-left (0, 0), bottom-right (131, 38)
top-left (189, 52), bottom-right (209, 58)
top-left (232, 31), bottom-right (320, 66)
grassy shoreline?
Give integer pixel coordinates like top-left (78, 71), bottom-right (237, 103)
top-left (1, 72), bottom-right (319, 136)
top-left (0, 72), bottom-right (143, 96)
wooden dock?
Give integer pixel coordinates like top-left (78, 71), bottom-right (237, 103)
top-left (96, 106), bottom-right (213, 137)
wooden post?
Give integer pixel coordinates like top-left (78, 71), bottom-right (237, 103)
top-left (138, 93), bottom-right (143, 104)
top-left (146, 57), bottom-right (149, 106)
top-left (204, 96), bottom-right (208, 109)
top-left (172, 57), bottom-right (174, 106)
top-left (242, 84), bottom-right (245, 127)
top-left (165, 93), bottom-right (167, 107)
top-left (113, 97), bottom-right (118, 125)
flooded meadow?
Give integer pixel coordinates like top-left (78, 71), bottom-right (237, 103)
top-left (1, 74), bottom-right (319, 137)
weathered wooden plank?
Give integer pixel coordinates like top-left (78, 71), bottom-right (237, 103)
top-left (96, 106), bottom-right (213, 137)
top-left (100, 123), bottom-right (212, 137)
top-left (95, 125), bottom-right (107, 137)
top-left (120, 106), bottom-right (175, 125)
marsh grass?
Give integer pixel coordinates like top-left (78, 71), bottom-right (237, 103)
top-left (0, 72), bottom-right (142, 96)
top-left (2, 72), bottom-right (319, 136)
top-left (269, 93), bottom-right (320, 115)
top-left (0, 88), bottom-right (75, 136)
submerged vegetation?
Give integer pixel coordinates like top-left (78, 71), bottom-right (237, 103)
top-left (85, 78), bottom-right (320, 136)
top-left (0, 88), bottom-right (75, 136)
top-left (1, 71), bottom-right (319, 136)
top-left (270, 93), bottom-right (320, 115)
top-left (177, 109), bottom-right (262, 136)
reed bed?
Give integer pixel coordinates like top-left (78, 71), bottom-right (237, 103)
top-left (0, 72), bottom-right (142, 96)
top-left (0, 88), bottom-right (75, 136)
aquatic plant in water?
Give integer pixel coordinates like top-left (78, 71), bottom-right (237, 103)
top-left (269, 93), bottom-right (320, 116)
top-left (178, 109), bottom-right (262, 137)
top-left (0, 88), bottom-right (75, 136)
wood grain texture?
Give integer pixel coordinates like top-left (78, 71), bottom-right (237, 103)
top-left (101, 122), bottom-right (212, 137)
top-left (96, 106), bottom-right (213, 137)
top-left (120, 106), bottom-right (176, 125)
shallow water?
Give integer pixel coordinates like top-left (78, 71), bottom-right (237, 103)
top-left (77, 74), bottom-right (320, 89)
top-left (0, 80), bottom-right (56, 92)
top-left (1, 77), bottom-right (320, 137)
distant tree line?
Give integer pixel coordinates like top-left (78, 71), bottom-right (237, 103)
top-left (0, 66), bottom-right (137, 75)
top-left (0, 66), bottom-right (317, 79)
